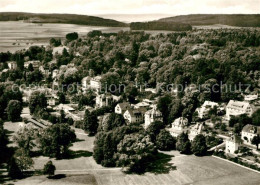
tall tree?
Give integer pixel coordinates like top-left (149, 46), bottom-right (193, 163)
top-left (156, 129), bottom-right (176, 151)
top-left (7, 100), bottom-right (22, 122)
top-left (251, 135), bottom-right (260, 150)
top-left (43, 161), bottom-right (56, 177)
top-left (176, 132), bottom-right (191, 154)
top-left (13, 126), bottom-right (37, 154)
top-left (13, 148), bottom-right (34, 172)
top-left (83, 110), bottom-right (98, 135)
top-left (115, 133), bottom-right (157, 173)
top-left (29, 92), bottom-right (47, 114)
top-left (191, 134), bottom-right (208, 156)
top-left (157, 94), bottom-right (172, 124)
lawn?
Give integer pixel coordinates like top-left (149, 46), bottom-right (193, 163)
top-left (3, 122), bottom-right (260, 185)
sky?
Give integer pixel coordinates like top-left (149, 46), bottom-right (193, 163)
top-left (0, 0), bottom-right (259, 17)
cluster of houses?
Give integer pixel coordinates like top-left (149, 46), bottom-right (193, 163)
top-left (114, 100), bottom-right (163, 128)
top-left (4, 60), bottom-right (50, 78)
top-left (4, 59), bottom-right (260, 155)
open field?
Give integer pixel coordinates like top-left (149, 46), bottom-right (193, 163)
top-left (3, 122), bottom-right (260, 185)
top-left (0, 21), bottom-right (128, 53)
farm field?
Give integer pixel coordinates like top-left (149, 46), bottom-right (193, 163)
top-left (0, 21), bottom-right (129, 53)
top-left (3, 122), bottom-right (260, 185)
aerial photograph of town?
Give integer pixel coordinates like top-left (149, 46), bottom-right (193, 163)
top-left (0, 0), bottom-right (260, 184)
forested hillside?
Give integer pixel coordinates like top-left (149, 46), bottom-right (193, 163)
top-left (0, 12), bottom-right (127, 27)
top-left (130, 21), bottom-right (192, 31)
top-left (159, 14), bottom-right (260, 27)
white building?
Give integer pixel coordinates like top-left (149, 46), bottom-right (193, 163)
top-left (52, 69), bottom-right (59, 79)
top-left (244, 94), bottom-right (258, 101)
top-left (24, 61), bottom-right (40, 69)
top-left (195, 101), bottom-right (219, 119)
top-left (39, 66), bottom-right (51, 77)
top-left (55, 104), bottom-right (75, 114)
top-left (168, 117), bottom-right (188, 137)
top-left (144, 106), bottom-right (163, 129)
top-left (46, 94), bottom-right (58, 106)
top-left (225, 135), bottom-right (241, 154)
top-left (123, 108), bottom-right (144, 124)
top-left (241, 124), bottom-right (260, 148)
top-left (96, 94), bottom-right (120, 108)
top-left (226, 100), bottom-right (253, 120)
top-left (90, 76), bottom-right (102, 91)
top-left (189, 123), bottom-right (204, 141)
top-left (81, 76), bottom-right (91, 91)
top-left (7, 61), bottom-right (17, 70)
top-left (115, 102), bottom-right (131, 115)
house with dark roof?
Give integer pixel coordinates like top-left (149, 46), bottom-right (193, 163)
top-left (123, 108), bottom-right (144, 124)
top-left (241, 124), bottom-right (260, 148)
top-left (144, 106), bottom-right (163, 129)
top-left (115, 102), bottom-right (131, 114)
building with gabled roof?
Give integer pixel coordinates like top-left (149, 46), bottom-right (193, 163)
top-left (189, 122), bottom-right (204, 141)
top-left (241, 124), bottom-right (260, 148)
top-left (168, 117), bottom-right (189, 137)
top-left (115, 102), bottom-right (131, 115)
top-left (226, 100), bottom-right (253, 120)
top-left (123, 108), bottom-right (144, 124)
top-left (144, 106), bottom-right (163, 129)
top-left (195, 101), bottom-right (219, 119)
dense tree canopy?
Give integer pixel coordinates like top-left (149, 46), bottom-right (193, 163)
top-left (38, 124), bottom-right (76, 158)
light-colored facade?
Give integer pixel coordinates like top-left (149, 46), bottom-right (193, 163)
top-left (168, 117), bottom-right (188, 137)
top-left (82, 76), bottom-right (91, 91)
top-left (96, 94), bottom-right (120, 108)
top-left (39, 66), bottom-right (51, 77)
top-left (225, 135), bottom-right (241, 154)
top-left (244, 94), bottom-right (258, 101)
top-left (115, 102), bottom-right (131, 114)
top-left (46, 95), bottom-right (58, 106)
top-left (196, 101), bottom-right (219, 119)
top-left (226, 100), bottom-right (253, 120)
top-left (96, 94), bottom-right (112, 108)
top-left (7, 61), bottom-right (17, 70)
top-left (189, 123), bottom-right (204, 141)
top-left (55, 104), bottom-right (75, 114)
top-left (123, 109), bottom-right (143, 124)
top-left (90, 76), bottom-right (102, 90)
top-left (241, 124), bottom-right (260, 148)
top-left (52, 69), bottom-right (59, 79)
top-left (24, 61), bottom-right (40, 69)
top-left (144, 106), bottom-right (163, 129)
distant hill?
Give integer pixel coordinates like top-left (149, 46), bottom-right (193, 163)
top-left (130, 21), bottom-right (192, 31)
top-left (0, 12), bottom-right (127, 27)
top-left (159, 14), bottom-right (260, 27)
top-left (98, 14), bottom-right (174, 23)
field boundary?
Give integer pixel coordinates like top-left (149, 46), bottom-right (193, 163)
top-left (212, 155), bottom-right (260, 174)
